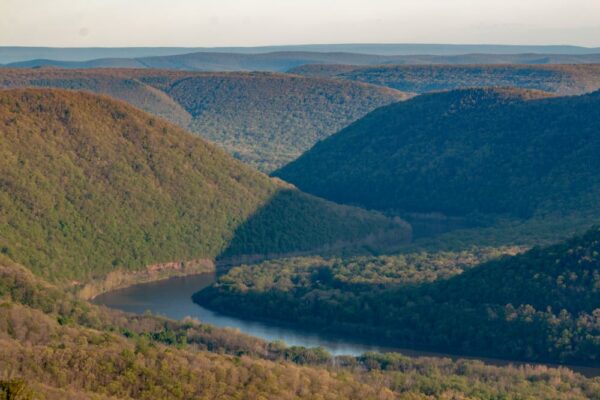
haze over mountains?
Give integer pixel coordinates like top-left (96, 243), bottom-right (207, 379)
top-left (6, 51), bottom-right (600, 72)
top-left (3, 43), bottom-right (600, 64)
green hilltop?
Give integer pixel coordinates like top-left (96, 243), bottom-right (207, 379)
top-left (0, 88), bottom-right (409, 283)
top-left (0, 68), bottom-right (409, 171)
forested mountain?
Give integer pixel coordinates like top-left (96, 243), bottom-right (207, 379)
top-left (0, 68), bottom-right (407, 171)
top-left (275, 88), bottom-right (600, 240)
top-left (0, 88), bottom-right (409, 283)
top-left (6, 50), bottom-right (600, 71)
top-left (290, 64), bottom-right (600, 95)
top-left (196, 226), bottom-right (600, 365)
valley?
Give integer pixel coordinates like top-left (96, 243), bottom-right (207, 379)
top-left (0, 68), bottom-right (408, 171)
top-left (2, 44), bottom-right (600, 399)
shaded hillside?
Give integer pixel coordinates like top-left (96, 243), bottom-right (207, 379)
top-left (196, 227), bottom-right (600, 365)
top-left (290, 64), bottom-right (600, 95)
top-left (6, 50), bottom-right (600, 71)
top-left (276, 88), bottom-right (600, 227)
top-left (0, 88), bottom-right (409, 283)
top-left (0, 68), bottom-right (407, 171)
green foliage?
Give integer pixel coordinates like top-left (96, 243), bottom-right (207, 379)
top-left (2, 257), bottom-right (600, 399)
top-left (0, 68), bottom-right (408, 171)
top-left (0, 88), bottom-right (408, 283)
top-left (0, 379), bottom-right (33, 400)
top-left (276, 88), bottom-right (600, 244)
top-left (196, 227), bottom-right (600, 365)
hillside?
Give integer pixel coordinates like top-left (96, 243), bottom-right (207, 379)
top-left (0, 68), bottom-right (408, 171)
top-left (275, 88), bottom-right (600, 241)
top-left (196, 227), bottom-right (600, 365)
top-left (2, 255), bottom-right (598, 399)
top-left (0, 88), bottom-right (410, 283)
top-left (290, 64), bottom-right (600, 95)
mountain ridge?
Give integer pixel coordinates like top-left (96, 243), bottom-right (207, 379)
top-left (275, 87), bottom-right (600, 243)
top-left (0, 68), bottom-right (408, 171)
top-left (0, 87), bottom-right (410, 283)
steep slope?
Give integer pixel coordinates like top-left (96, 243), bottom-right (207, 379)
top-left (0, 68), bottom-right (408, 171)
top-left (276, 88), bottom-right (600, 227)
top-left (0, 88), bottom-right (409, 283)
top-left (290, 64), bottom-right (600, 95)
top-left (197, 227), bottom-right (600, 365)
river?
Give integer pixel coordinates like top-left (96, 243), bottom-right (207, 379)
top-left (93, 272), bottom-right (600, 377)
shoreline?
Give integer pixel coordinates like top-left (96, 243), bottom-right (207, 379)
top-left (77, 258), bottom-right (216, 300)
top-left (93, 270), bottom-right (600, 378)
top-left (192, 292), bottom-right (600, 377)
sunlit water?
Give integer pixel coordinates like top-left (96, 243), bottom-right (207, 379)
top-left (93, 273), bottom-right (600, 377)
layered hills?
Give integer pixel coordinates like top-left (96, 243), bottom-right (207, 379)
top-left (5, 51), bottom-right (600, 71)
top-left (3, 43), bottom-right (600, 64)
top-left (290, 64), bottom-right (600, 95)
top-left (0, 88), bottom-right (409, 283)
top-left (275, 88), bottom-right (600, 232)
top-left (0, 68), bottom-right (407, 171)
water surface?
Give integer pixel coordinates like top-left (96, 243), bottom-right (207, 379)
top-left (93, 273), bottom-right (600, 377)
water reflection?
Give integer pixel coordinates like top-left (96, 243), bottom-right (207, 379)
top-left (93, 273), bottom-right (600, 377)
top-left (93, 273), bottom-right (394, 356)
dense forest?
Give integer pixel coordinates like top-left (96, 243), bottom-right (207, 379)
top-left (290, 64), bottom-right (600, 95)
top-left (276, 88), bottom-right (600, 244)
top-left (2, 57), bottom-right (600, 399)
top-left (0, 88), bottom-right (409, 283)
top-left (0, 68), bottom-right (407, 171)
top-left (3, 251), bottom-right (600, 399)
top-left (195, 226), bottom-right (600, 365)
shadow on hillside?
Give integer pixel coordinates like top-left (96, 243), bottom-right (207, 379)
top-left (216, 188), bottom-right (411, 267)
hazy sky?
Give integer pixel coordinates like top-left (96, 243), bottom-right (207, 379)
top-left (2, 0), bottom-right (600, 47)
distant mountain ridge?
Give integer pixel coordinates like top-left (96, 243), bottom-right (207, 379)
top-left (5, 50), bottom-right (600, 71)
top-left (3, 43), bottom-right (600, 64)
top-left (290, 64), bottom-right (600, 95)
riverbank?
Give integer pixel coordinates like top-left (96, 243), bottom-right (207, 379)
top-left (93, 272), bottom-right (600, 378)
top-left (77, 258), bottom-right (215, 300)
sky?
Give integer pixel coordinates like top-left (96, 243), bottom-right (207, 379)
top-left (2, 0), bottom-right (600, 47)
